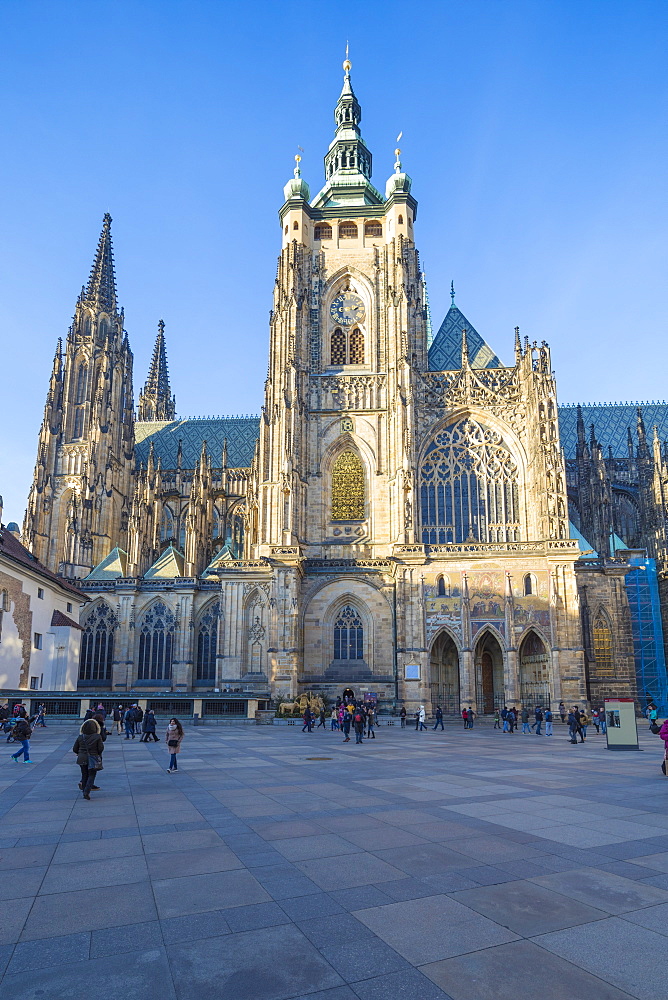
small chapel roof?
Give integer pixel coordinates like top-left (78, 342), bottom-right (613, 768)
top-left (144, 545), bottom-right (185, 579)
top-left (86, 547), bottom-right (128, 580)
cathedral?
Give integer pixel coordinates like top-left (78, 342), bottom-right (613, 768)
top-left (21, 61), bottom-right (668, 715)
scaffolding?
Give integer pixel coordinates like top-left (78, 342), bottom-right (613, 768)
top-left (625, 556), bottom-right (668, 715)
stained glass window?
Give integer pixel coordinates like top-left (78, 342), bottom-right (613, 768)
top-left (332, 451), bottom-right (365, 521)
top-left (138, 601), bottom-right (175, 681)
top-left (79, 602), bottom-right (116, 682)
top-left (196, 602), bottom-right (219, 682)
top-left (334, 605), bottom-right (364, 660)
top-left (593, 611), bottom-right (614, 676)
top-left (420, 418), bottom-right (520, 544)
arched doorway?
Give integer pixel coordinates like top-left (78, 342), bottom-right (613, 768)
top-left (519, 630), bottom-right (550, 708)
top-left (474, 631), bottom-right (504, 714)
top-left (429, 632), bottom-right (459, 715)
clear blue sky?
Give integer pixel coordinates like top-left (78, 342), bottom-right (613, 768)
top-left (1, 0), bottom-right (667, 524)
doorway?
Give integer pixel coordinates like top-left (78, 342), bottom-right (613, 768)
top-left (429, 632), bottom-right (460, 714)
top-left (474, 631), bottom-right (504, 713)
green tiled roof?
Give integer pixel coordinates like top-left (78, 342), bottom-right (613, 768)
top-left (135, 417), bottom-right (260, 470)
top-left (428, 305), bottom-right (501, 372)
top-left (558, 403), bottom-right (668, 460)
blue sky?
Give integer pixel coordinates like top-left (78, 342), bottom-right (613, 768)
top-left (1, 0), bottom-right (667, 523)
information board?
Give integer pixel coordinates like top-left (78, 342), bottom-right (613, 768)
top-left (604, 698), bottom-right (639, 751)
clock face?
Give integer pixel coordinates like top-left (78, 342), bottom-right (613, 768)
top-left (330, 292), bottom-right (365, 327)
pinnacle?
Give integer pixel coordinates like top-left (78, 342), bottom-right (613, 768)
top-left (137, 320), bottom-right (176, 422)
top-left (85, 214), bottom-right (117, 313)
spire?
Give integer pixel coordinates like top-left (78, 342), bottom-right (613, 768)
top-left (514, 326), bottom-right (522, 365)
top-left (84, 213), bottom-right (117, 313)
top-left (637, 407), bottom-right (649, 458)
top-left (137, 320), bottom-right (176, 422)
top-left (450, 281), bottom-right (456, 307)
top-left (461, 327), bottom-right (469, 368)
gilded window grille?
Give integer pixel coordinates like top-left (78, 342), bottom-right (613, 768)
top-left (593, 612), bottom-right (614, 675)
top-left (349, 328), bottom-right (364, 363)
top-left (331, 329), bottom-right (346, 365)
top-left (364, 221), bottom-right (382, 237)
top-left (332, 451), bottom-right (365, 520)
top-left (314, 223), bottom-right (332, 240)
top-left (339, 222), bottom-right (358, 239)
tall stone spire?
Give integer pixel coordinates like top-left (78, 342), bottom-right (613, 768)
top-left (138, 320), bottom-right (176, 422)
top-left (84, 213), bottom-right (117, 313)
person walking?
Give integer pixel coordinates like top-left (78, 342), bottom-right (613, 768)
top-left (599, 707), bottom-right (607, 735)
top-left (9, 710), bottom-right (33, 764)
top-left (141, 709), bottom-right (159, 742)
top-left (123, 706), bottom-right (135, 739)
top-left (544, 707), bottom-right (553, 736)
top-left (558, 701), bottom-right (566, 724)
top-left (342, 710), bottom-right (351, 742)
top-left (591, 708), bottom-right (600, 734)
top-left (112, 705), bottom-right (123, 735)
top-left (532, 706), bottom-right (544, 735)
top-left (579, 709), bottom-right (590, 739)
top-left (353, 709), bottom-right (365, 744)
top-left (330, 707), bottom-right (339, 731)
top-left (165, 718), bottom-right (184, 772)
top-left (568, 709), bottom-right (584, 744)
top-left (433, 706), bottom-right (444, 731)
top-left (302, 708), bottom-right (313, 733)
top-left (366, 706), bottom-right (377, 739)
top-left (133, 704), bottom-right (144, 736)
top-left (418, 705), bottom-right (428, 731)
top-left (72, 718), bottom-right (105, 798)
top-left (507, 707), bottom-right (517, 733)
top-left (316, 708), bottom-right (326, 730)
top-left (648, 704), bottom-right (659, 731)
top-left (521, 707), bottom-right (531, 734)
top-left (466, 707), bottom-right (475, 729)
top-left (493, 708), bottom-right (501, 730)
top-left (400, 706), bottom-right (407, 728)
top-left (461, 707), bottom-right (468, 728)
top-left (34, 704), bottom-right (47, 727)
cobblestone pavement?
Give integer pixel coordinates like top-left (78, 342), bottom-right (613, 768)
top-left (1, 719), bottom-right (667, 999)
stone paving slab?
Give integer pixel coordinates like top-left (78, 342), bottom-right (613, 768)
top-left (0, 720), bottom-right (666, 998)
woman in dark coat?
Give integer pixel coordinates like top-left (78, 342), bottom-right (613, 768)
top-left (141, 709), bottom-right (158, 742)
top-left (73, 719), bottom-right (104, 799)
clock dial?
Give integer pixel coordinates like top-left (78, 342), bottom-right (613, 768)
top-left (330, 292), bottom-right (365, 327)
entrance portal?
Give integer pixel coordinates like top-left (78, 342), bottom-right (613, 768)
top-left (474, 631), bottom-right (504, 713)
top-left (429, 632), bottom-right (459, 714)
top-left (519, 631), bottom-right (550, 708)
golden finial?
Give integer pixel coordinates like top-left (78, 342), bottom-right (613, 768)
top-left (343, 40), bottom-right (351, 72)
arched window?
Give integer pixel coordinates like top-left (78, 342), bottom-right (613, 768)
top-left (593, 611), bottom-right (613, 674)
top-left (398, 214), bottom-right (404, 225)
top-left (332, 451), bottom-right (365, 521)
top-left (73, 408), bottom-right (85, 439)
top-left (331, 329), bottom-right (346, 365)
top-left (293, 220), bottom-right (299, 230)
top-left (1, 588), bottom-right (9, 612)
top-left (196, 601), bottom-right (219, 682)
top-left (339, 222), bottom-right (358, 239)
top-left (364, 221), bottom-right (382, 238)
top-left (212, 507), bottom-right (222, 540)
top-left (160, 507), bottom-right (175, 542)
top-left (314, 223), bottom-right (332, 240)
top-left (436, 575), bottom-right (449, 597)
top-left (79, 602), bottom-right (116, 682)
top-left (99, 319), bottom-right (108, 340)
top-left (178, 520), bottom-right (186, 552)
top-left (334, 605), bottom-right (363, 660)
top-left (349, 328), bottom-right (364, 364)
top-left (420, 418), bottom-right (520, 544)
top-left (524, 573), bottom-right (537, 596)
top-left (137, 601), bottom-right (175, 681)
top-left (75, 364), bottom-right (88, 404)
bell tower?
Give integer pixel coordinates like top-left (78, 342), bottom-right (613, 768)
top-left (250, 58), bottom-right (427, 560)
top-left (24, 214), bottom-right (135, 577)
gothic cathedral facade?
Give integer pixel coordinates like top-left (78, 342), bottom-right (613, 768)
top-left (22, 63), bottom-right (648, 712)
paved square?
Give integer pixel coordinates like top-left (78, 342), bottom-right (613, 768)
top-left (1, 720), bottom-right (666, 998)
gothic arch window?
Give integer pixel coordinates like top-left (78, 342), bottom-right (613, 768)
top-left (99, 318), bottom-right (108, 340)
top-left (331, 328), bottom-right (346, 365)
top-left (79, 602), bottom-right (116, 682)
top-left (293, 220), bottom-right (299, 230)
top-left (349, 328), bottom-right (364, 363)
top-left (137, 601), bottom-right (175, 681)
top-left (334, 605), bottom-right (364, 660)
top-left (196, 601), bottom-right (219, 682)
top-left (331, 451), bottom-right (365, 521)
top-left (592, 610), bottom-right (613, 674)
top-left (364, 220), bottom-right (382, 238)
top-left (73, 408), bottom-right (85, 440)
top-left (524, 573), bottom-right (537, 596)
top-left (420, 418), bottom-right (520, 544)
top-left (212, 507), bottom-right (222, 541)
top-left (339, 222), bottom-right (358, 239)
top-left (436, 575), bottom-right (449, 597)
top-left (314, 223), bottom-right (332, 240)
top-left (160, 506), bottom-right (175, 542)
top-left (178, 519), bottom-right (186, 552)
top-left (398, 214), bottom-right (404, 224)
top-left (75, 364), bottom-right (88, 404)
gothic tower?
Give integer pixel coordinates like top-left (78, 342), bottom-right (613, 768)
top-left (137, 320), bottom-right (176, 421)
top-left (23, 214), bottom-right (135, 577)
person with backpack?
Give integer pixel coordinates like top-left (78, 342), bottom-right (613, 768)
top-left (544, 707), bottom-right (553, 736)
top-left (466, 707), bottom-right (475, 729)
top-left (507, 707), bottom-right (517, 733)
top-left (165, 717), bottom-right (184, 772)
top-left (353, 709), bottom-right (365, 744)
top-left (123, 706), bottom-right (135, 739)
top-left (10, 709), bottom-right (33, 764)
top-left (433, 706), bottom-right (444, 731)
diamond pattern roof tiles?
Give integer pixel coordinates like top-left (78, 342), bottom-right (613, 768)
top-left (135, 417), bottom-right (260, 470)
top-left (558, 403), bottom-right (668, 460)
top-left (428, 305), bottom-right (501, 372)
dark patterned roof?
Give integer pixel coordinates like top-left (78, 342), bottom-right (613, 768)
top-left (429, 305), bottom-right (501, 372)
top-left (135, 417), bottom-right (260, 470)
top-left (558, 403), bottom-right (668, 459)
top-left (0, 525), bottom-right (87, 599)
